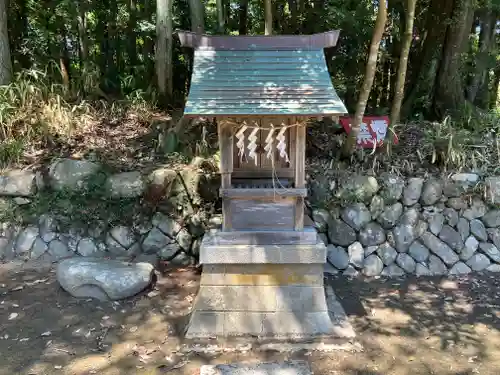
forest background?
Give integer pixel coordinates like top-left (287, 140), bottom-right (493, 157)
top-left (0, 0), bottom-right (499, 171)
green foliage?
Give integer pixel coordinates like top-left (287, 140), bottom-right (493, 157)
top-left (1, 0), bottom-right (499, 166)
top-left (0, 139), bottom-right (24, 167)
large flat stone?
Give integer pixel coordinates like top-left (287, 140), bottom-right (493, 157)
top-left (200, 361), bottom-right (312, 375)
top-left (57, 257), bottom-right (154, 300)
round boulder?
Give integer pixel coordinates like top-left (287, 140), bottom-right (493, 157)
top-left (420, 179), bottom-right (443, 206)
top-left (363, 255), bottom-right (384, 276)
top-left (359, 222), bottom-right (386, 247)
top-left (328, 218), bottom-right (357, 247)
top-left (341, 203), bottom-right (371, 231)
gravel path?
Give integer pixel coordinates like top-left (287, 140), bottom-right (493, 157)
top-left (1, 261), bottom-right (499, 375)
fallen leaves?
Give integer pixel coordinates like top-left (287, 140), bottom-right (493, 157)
top-left (132, 344), bottom-right (160, 364)
top-left (157, 359), bottom-right (188, 373)
top-left (8, 312), bottom-right (18, 320)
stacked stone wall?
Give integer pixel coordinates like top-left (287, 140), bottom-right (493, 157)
top-left (311, 173), bottom-right (500, 276)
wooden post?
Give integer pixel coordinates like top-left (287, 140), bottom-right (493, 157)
top-left (294, 122), bottom-right (306, 230)
top-left (218, 119), bottom-right (233, 230)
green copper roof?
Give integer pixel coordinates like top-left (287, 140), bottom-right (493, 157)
top-left (179, 32), bottom-right (348, 117)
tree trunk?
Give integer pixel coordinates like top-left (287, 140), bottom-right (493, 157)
top-left (401, 0), bottom-right (454, 118)
top-left (342, 0), bottom-right (388, 156)
top-left (77, 0), bottom-right (89, 72)
top-left (156, 0), bottom-right (173, 102)
top-left (59, 20), bottom-right (71, 91)
top-left (380, 54), bottom-right (392, 108)
top-left (389, 0), bottom-right (416, 126)
top-left (274, 1), bottom-right (285, 34)
top-left (127, 0), bottom-right (137, 67)
top-left (109, 0), bottom-right (120, 87)
top-left (490, 64), bottom-right (500, 109)
top-left (97, 2), bottom-right (109, 85)
top-left (264, 0), bottom-right (273, 35)
top-left (142, 0), bottom-right (155, 80)
top-left (432, 0), bottom-right (474, 117)
top-left (189, 0), bottom-right (204, 34)
top-left (287, 0), bottom-right (298, 33)
top-left (8, 0), bottom-right (30, 69)
top-left (386, 0), bottom-right (417, 153)
top-left (216, 0), bottom-right (225, 33)
top-left (238, 0), bottom-right (248, 35)
top-left (466, 8), bottom-right (496, 105)
top-left (0, 0), bottom-right (12, 85)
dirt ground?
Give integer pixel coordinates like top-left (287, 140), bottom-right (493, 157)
top-left (1, 261), bottom-right (500, 375)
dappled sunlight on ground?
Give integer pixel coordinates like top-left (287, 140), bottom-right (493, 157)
top-left (1, 262), bottom-right (500, 374)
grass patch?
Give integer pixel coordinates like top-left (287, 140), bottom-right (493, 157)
top-left (0, 139), bottom-right (24, 167)
top-left (0, 68), bottom-right (166, 170)
top-left (418, 115), bottom-right (500, 173)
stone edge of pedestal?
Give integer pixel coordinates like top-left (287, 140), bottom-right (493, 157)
top-left (199, 236), bottom-right (327, 264)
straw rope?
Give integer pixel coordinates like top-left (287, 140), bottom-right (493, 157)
top-left (223, 118), bottom-right (308, 197)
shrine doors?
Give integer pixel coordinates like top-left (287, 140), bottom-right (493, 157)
top-left (231, 117), bottom-right (295, 179)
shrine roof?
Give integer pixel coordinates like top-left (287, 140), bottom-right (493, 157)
top-left (177, 31), bottom-right (348, 117)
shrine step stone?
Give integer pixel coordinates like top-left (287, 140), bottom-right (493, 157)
top-left (200, 361), bottom-right (312, 375)
top-left (206, 227), bottom-right (317, 245)
top-left (200, 236), bottom-right (326, 264)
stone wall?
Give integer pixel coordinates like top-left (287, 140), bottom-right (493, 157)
top-left (311, 173), bottom-right (500, 277)
top-left (4, 157), bottom-right (500, 279)
top-left (0, 158), bottom-right (219, 265)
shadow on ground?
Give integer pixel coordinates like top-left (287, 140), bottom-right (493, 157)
top-left (1, 262), bottom-right (500, 375)
top-left (326, 272), bottom-right (500, 375)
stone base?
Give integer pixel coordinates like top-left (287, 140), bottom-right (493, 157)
top-left (185, 263), bottom-right (354, 340)
top-left (187, 310), bottom-right (338, 338)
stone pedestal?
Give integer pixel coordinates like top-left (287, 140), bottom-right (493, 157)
top-left (185, 232), bottom-right (340, 339)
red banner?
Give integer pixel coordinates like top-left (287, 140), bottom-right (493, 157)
top-left (339, 116), bottom-right (397, 148)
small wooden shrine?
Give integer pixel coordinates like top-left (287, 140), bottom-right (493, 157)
top-left (177, 30), bottom-right (347, 339)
